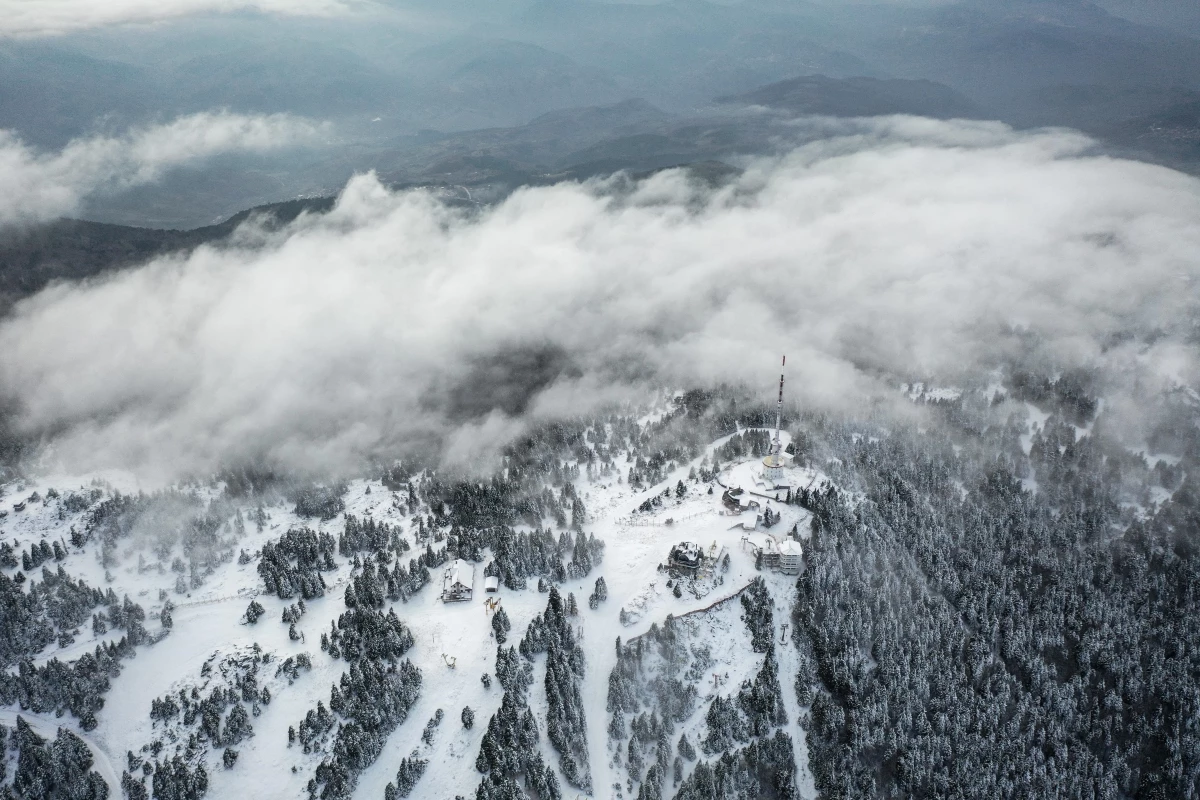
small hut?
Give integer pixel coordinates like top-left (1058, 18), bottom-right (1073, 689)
top-left (484, 576), bottom-right (500, 594)
top-left (442, 559), bottom-right (475, 602)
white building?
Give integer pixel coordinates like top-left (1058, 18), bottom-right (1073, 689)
top-left (762, 451), bottom-right (789, 484)
top-left (484, 576), bottom-right (499, 594)
top-left (442, 559), bottom-right (475, 602)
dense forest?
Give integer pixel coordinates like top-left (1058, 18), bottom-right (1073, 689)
top-left (792, 386), bottom-right (1200, 798)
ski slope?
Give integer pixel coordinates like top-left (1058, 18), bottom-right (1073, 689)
top-left (0, 429), bottom-right (820, 799)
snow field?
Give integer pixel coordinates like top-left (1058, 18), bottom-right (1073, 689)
top-left (0, 426), bottom-right (820, 799)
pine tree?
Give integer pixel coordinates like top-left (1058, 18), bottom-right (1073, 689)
top-left (491, 607), bottom-right (511, 644)
top-left (678, 733), bottom-right (696, 761)
top-left (160, 600), bottom-right (174, 629)
top-left (589, 576), bottom-right (608, 609)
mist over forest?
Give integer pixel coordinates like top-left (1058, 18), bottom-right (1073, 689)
top-left (0, 2), bottom-right (1198, 800)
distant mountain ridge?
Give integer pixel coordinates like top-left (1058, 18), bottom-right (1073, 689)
top-left (0, 198), bottom-right (334, 311)
top-left (6, 66), bottom-right (1200, 311)
top-left (717, 75), bottom-right (984, 119)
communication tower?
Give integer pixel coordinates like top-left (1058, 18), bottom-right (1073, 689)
top-left (762, 355), bottom-right (788, 483)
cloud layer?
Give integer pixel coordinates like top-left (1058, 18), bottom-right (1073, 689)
top-left (1, 117), bottom-right (1197, 478)
top-left (0, 0), bottom-right (359, 37)
top-left (0, 112), bottom-right (324, 225)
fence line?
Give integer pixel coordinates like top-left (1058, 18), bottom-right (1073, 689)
top-left (619, 508), bottom-right (716, 529)
top-left (171, 574), bottom-right (348, 610)
top-left (625, 581), bottom-right (751, 645)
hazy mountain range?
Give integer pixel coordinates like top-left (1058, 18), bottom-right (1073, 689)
top-left (1, 0), bottom-right (1199, 230)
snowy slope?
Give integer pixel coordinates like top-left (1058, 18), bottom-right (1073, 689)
top-left (0, 425), bottom-right (819, 800)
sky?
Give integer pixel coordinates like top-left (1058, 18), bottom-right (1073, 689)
top-left (1, 0), bottom-right (1194, 38)
top-left (0, 0), bottom-right (362, 37)
top-left (0, 117), bottom-right (1196, 479)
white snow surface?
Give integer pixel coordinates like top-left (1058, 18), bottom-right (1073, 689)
top-left (0, 439), bottom-right (819, 799)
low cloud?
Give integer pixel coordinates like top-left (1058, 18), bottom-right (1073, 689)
top-left (0, 111), bottom-right (325, 225)
top-left (1, 117), bottom-right (1197, 478)
top-left (0, 0), bottom-right (361, 37)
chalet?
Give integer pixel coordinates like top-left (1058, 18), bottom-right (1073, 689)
top-left (668, 541), bottom-right (704, 577)
top-left (442, 559), bottom-right (474, 602)
top-left (758, 538), bottom-right (781, 570)
top-left (722, 487), bottom-right (760, 514)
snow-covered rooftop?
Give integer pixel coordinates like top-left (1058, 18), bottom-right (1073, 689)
top-left (444, 559), bottom-right (474, 590)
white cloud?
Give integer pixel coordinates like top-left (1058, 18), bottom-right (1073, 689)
top-left (1, 117), bottom-right (1197, 479)
top-left (0, 0), bottom-right (362, 37)
top-left (0, 111), bottom-right (325, 225)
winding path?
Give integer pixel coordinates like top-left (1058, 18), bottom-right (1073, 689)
top-left (0, 709), bottom-right (122, 796)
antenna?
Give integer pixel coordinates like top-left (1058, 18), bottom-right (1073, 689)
top-left (762, 355), bottom-right (788, 483)
top-left (773, 355), bottom-right (785, 454)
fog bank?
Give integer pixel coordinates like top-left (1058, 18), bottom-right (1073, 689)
top-left (0, 111), bottom-right (324, 225)
top-left (2, 117), bottom-right (1197, 478)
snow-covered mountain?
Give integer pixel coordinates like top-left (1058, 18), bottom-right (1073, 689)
top-left (0, 405), bottom-right (823, 800)
top-left (4, 374), bottom-right (1199, 800)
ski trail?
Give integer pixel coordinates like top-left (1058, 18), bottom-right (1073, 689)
top-left (584, 629), bottom-right (615, 799)
top-left (772, 581), bottom-right (815, 799)
top-left (0, 709), bottom-right (122, 795)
